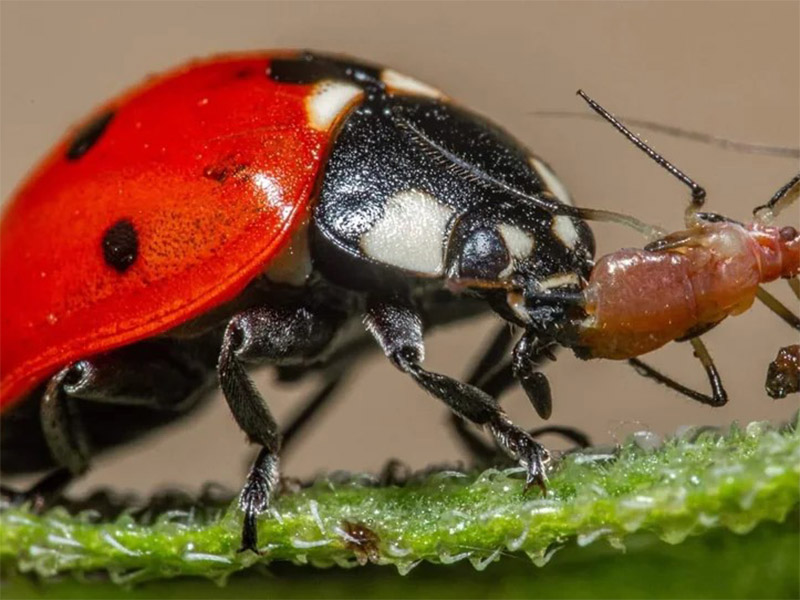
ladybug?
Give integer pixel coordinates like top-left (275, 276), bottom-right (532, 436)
top-left (0, 51), bottom-right (595, 552)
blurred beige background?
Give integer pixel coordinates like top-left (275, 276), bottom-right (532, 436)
top-left (2, 1), bottom-right (798, 497)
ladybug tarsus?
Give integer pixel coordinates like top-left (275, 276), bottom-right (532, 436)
top-left (237, 448), bottom-right (279, 554)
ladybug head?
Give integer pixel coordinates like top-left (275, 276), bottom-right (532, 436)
top-left (443, 199), bottom-right (594, 332)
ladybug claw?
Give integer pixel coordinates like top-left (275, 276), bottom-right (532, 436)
top-left (490, 417), bottom-right (551, 494)
top-left (523, 470), bottom-right (548, 495)
top-left (237, 511), bottom-right (263, 555)
top-left (522, 444), bottom-right (549, 495)
top-left (237, 542), bottom-right (262, 555)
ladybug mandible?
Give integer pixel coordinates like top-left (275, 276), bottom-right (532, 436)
top-left (0, 51), bottom-right (594, 552)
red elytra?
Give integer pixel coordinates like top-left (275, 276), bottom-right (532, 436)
top-left (0, 52), bottom-right (342, 409)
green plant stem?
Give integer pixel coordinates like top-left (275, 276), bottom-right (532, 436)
top-left (1, 420), bottom-right (798, 586)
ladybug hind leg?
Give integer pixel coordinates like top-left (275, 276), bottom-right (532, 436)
top-left (2, 341), bottom-right (214, 510)
top-left (216, 303), bottom-right (345, 554)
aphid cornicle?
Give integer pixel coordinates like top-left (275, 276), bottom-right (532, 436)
top-left (0, 51), bottom-right (596, 553)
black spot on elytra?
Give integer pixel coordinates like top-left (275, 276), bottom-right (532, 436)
top-left (102, 219), bottom-right (138, 273)
top-left (341, 521), bottom-right (380, 565)
top-left (66, 110), bottom-right (115, 160)
top-left (268, 51), bottom-right (383, 90)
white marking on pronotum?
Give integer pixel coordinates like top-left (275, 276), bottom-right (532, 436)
top-left (498, 223), bottom-right (534, 259)
top-left (530, 156), bottom-right (573, 206)
top-left (361, 189), bottom-right (454, 275)
top-left (552, 215), bottom-right (580, 249)
top-left (306, 80), bottom-right (362, 131)
top-left (538, 272), bottom-right (580, 290)
top-left (381, 69), bottom-right (443, 98)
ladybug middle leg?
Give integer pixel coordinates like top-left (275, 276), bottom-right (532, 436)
top-left (364, 299), bottom-right (550, 493)
top-left (216, 303), bottom-right (345, 553)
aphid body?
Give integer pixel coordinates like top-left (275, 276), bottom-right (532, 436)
top-left (577, 220), bottom-right (800, 359)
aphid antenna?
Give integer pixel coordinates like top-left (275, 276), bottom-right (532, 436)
top-left (575, 90), bottom-right (707, 214)
top-left (531, 109), bottom-right (800, 159)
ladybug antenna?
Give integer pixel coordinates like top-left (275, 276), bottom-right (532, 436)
top-left (576, 90), bottom-right (707, 207)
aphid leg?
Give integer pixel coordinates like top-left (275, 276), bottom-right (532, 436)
top-left (217, 304), bottom-right (344, 553)
top-left (2, 343), bottom-right (212, 509)
top-left (628, 338), bottom-right (728, 407)
top-left (756, 287), bottom-right (800, 331)
top-left (788, 278), bottom-right (799, 299)
top-left (364, 301), bottom-right (549, 492)
top-left (754, 173), bottom-right (800, 220)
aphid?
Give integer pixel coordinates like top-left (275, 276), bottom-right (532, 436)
top-left (1, 51), bottom-right (599, 553)
top-left (554, 92), bottom-right (799, 406)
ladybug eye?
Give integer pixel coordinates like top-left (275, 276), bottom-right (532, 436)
top-left (456, 227), bottom-right (510, 281)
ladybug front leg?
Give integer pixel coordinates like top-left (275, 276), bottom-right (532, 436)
top-left (217, 304), bottom-right (344, 553)
top-left (364, 300), bottom-right (550, 493)
top-left (450, 325), bottom-right (590, 461)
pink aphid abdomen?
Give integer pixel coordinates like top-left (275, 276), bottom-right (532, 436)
top-left (577, 221), bottom-right (799, 360)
